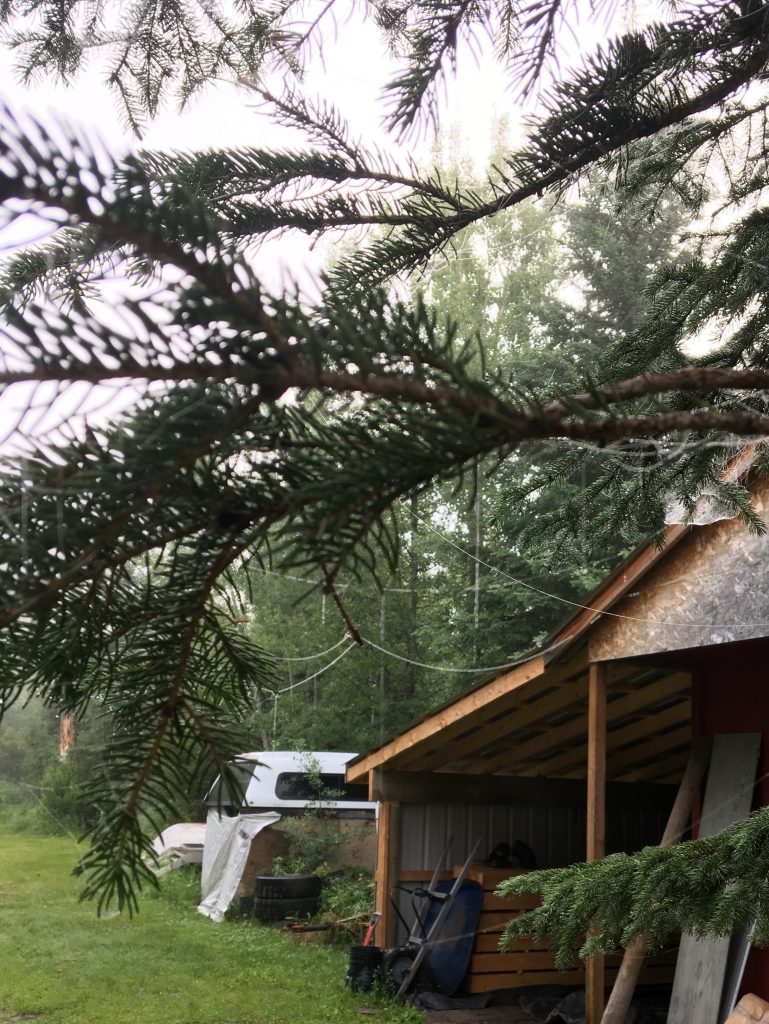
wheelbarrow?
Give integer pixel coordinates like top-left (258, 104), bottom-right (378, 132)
top-left (384, 837), bottom-right (483, 1001)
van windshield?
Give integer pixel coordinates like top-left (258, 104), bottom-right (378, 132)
top-left (275, 772), bottom-right (370, 802)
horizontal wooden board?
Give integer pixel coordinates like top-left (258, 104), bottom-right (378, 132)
top-left (395, 868), bottom-right (539, 909)
top-left (477, 910), bottom-right (526, 929)
top-left (474, 932), bottom-right (549, 953)
top-left (466, 968), bottom-right (588, 992)
top-left (466, 866), bottom-right (531, 886)
top-left (471, 942), bottom-right (677, 963)
top-left (471, 951), bottom-right (566, 973)
top-left (482, 891), bottom-right (541, 911)
top-left (465, 963), bottom-right (676, 993)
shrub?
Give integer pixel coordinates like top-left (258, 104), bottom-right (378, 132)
top-left (272, 754), bottom-right (344, 876)
top-left (320, 869), bottom-right (374, 920)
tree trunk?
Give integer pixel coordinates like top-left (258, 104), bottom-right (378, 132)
top-left (466, 463), bottom-right (483, 667)
top-left (405, 492), bottom-right (419, 699)
top-left (58, 712), bottom-right (77, 760)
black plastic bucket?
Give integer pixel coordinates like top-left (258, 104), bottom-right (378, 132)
top-left (346, 945), bottom-right (384, 992)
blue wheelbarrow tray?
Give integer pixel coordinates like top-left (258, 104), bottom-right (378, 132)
top-left (420, 879), bottom-right (484, 996)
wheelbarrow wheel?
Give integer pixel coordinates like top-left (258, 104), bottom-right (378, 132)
top-left (383, 946), bottom-right (418, 991)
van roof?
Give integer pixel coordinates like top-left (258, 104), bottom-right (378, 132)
top-left (234, 751), bottom-right (358, 768)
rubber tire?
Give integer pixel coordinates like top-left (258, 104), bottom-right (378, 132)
top-left (252, 895), bottom-right (320, 922)
top-left (254, 874), bottom-right (323, 900)
top-left (383, 947), bottom-right (419, 990)
top-left (346, 946), bottom-right (384, 992)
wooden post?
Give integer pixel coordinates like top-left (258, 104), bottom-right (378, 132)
top-left (374, 796), bottom-right (400, 947)
top-left (586, 661), bottom-right (607, 1024)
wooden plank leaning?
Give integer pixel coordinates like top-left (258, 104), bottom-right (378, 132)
top-left (667, 734), bottom-right (761, 1024)
top-left (600, 736), bottom-right (713, 1024)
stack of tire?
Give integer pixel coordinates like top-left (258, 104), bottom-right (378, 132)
top-left (252, 874), bottom-right (323, 922)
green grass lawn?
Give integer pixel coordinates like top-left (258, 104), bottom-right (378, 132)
top-left (0, 835), bottom-right (418, 1024)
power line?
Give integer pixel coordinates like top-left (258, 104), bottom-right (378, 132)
top-left (311, 404), bottom-right (769, 632)
top-left (274, 641), bottom-right (356, 694)
top-left (12, 781), bottom-right (81, 845)
top-left (272, 636), bottom-right (350, 662)
top-left (406, 504), bottom-right (769, 631)
top-left (360, 635), bottom-right (557, 674)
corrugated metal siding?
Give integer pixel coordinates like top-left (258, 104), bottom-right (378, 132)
top-left (399, 800), bottom-right (668, 871)
top-left (392, 801), bottom-right (667, 947)
top-left (607, 805), bottom-right (669, 855)
top-left (399, 801), bottom-right (583, 870)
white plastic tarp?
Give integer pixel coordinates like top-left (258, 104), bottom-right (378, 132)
top-left (197, 810), bottom-right (280, 922)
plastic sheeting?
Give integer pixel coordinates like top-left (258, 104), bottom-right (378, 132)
top-left (197, 809), bottom-right (281, 922)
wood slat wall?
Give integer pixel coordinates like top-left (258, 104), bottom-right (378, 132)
top-left (461, 866), bottom-right (677, 995)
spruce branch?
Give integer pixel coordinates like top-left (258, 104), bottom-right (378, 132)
top-left (4, 3), bottom-right (769, 915)
top-left (498, 805), bottom-right (769, 966)
top-left (6, 359), bottom-right (769, 418)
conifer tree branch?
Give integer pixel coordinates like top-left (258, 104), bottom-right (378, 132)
top-left (546, 367), bottom-right (769, 415)
top-left (498, 804), bottom-right (769, 965)
top-left (0, 165), bottom-right (276, 335)
top-left (5, 358), bottom-right (769, 411)
top-left (120, 543), bottom-right (242, 820)
top-left (4, 0), bottom-right (769, 921)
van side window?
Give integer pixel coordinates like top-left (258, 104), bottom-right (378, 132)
top-left (274, 772), bottom-right (369, 802)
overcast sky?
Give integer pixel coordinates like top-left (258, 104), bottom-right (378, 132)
top-left (0, 0), bottom-right (652, 298)
top-left (0, 5), bottom-right (535, 294)
top-left (0, 3), bottom-right (636, 448)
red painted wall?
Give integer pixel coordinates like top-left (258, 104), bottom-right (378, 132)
top-left (691, 642), bottom-right (769, 999)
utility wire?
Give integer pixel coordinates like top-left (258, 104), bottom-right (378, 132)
top-left (274, 641), bottom-right (356, 694)
top-left (272, 636), bottom-right (350, 662)
top-left (360, 635), bottom-right (555, 674)
top-left (407, 504), bottom-right (769, 630)
top-left (13, 780), bottom-right (81, 844)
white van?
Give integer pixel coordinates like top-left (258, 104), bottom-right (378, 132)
top-left (203, 750), bottom-right (376, 817)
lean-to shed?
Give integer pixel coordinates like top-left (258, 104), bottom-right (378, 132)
top-left (346, 448), bottom-right (769, 1022)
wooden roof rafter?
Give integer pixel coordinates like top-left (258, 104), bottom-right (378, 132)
top-left (403, 646), bottom-right (595, 769)
top-left (530, 698), bottom-right (690, 778)
top-left (350, 648), bottom-right (692, 783)
top-left (347, 652), bottom-right (547, 781)
top-left (462, 670), bottom-right (689, 776)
